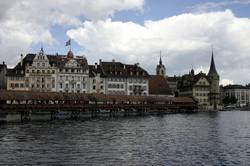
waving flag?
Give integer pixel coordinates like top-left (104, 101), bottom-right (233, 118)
top-left (65, 39), bottom-right (71, 46)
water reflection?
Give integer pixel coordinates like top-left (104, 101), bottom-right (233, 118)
top-left (0, 112), bottom-right (250, 165)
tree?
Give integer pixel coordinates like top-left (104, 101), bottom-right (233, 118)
top-left (222, 96), bottom-right (237, 105)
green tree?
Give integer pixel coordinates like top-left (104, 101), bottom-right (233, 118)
top-left (223, 96), bottom-right (237, 105)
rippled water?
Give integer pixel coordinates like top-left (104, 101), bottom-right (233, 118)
top-left (0, 111), bottom-right (250, 165)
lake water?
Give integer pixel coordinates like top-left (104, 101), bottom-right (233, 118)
top-left (0, 111), bottom-right (250, 165)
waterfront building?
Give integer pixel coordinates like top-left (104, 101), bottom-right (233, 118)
top-left (25, 48), bottom-right (57, 92)
top-left (155, 56), bottom-right (179, 96)
top-left (221, 85), bottom-right (250, 107)
top-left (88, 62), bottom-right (106, 94)
top-left (6, 55), bottom-right (27, 91)
top-left (149, 75), bottom-right (173, 97)
top-left (90, 60), bottom-right (150, 95)
top-left (101, 60), bottom-right (149, 96)
top-left (56, 51), bottom-right (89, 93)
top-left (0, 62), bottom-right (7, 90)
top-left (5, 49), bottom-right (149, 96)
top-left (6, 48), bottom-right (89, 93)
top-left (178, 71), bottom-right (211, 108)
top-left (177, 51), bottom-right (221, 110)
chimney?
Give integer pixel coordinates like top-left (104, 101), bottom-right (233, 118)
top-left (20, 54), bottom-right (23, 66)
top-left (99, 59), bottom-right (102, 65)
top-left (112, 59), bottom-right (115, 62)
top-left (3, 61), bottom-right (5, 65)
top-left (95, 62), bottom-right (98, 69)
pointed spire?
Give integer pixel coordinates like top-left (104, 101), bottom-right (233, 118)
top-left (159, 51), bottom-right (162, 65)
top-left (208, 47), bottom-right (218, 76)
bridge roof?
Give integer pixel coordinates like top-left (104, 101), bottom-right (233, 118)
top-left (0, 90), bottom-right (196, 104)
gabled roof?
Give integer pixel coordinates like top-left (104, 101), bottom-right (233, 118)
top-left (178, 72), bottom-right (210, 91)
top-left (99, 61), bottom-right (149, 78)
top-left (149, 75), bottom-right (173, 95)
top-left (89, 65), bottom-right (106, 77)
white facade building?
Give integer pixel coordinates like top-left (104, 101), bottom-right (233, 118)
top-left (6, 49), bottom-right (150, 96)
top-left (222, 85), bottom-right (250, 107)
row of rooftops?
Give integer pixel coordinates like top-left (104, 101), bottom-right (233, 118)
top-left (5, 50), bottom-right (150, 78)
top-left (222, 84), bottom-right (250, 90)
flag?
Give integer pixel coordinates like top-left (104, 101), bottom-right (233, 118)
top-left (65, 39), bottom-right (71, 46)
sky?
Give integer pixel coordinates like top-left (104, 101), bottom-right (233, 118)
top-left (0, 0), bottom-right (250, 85)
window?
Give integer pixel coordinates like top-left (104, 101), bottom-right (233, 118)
top-left (93, 79), bottom-right (96, 83)
top-left (129, 86), bottom-right (133, 90)
top-left (100, 85), bottom-right (103, 90)
top-left (42, 63), bottom-right (45, 67)
top-left (60, 83), bottom-right (63, 89)
top-left (26, 70), bottom-right (29, 73)
top-left (93, 85), bottom-right (96, 90)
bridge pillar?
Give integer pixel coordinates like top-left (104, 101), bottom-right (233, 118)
top-left (71, 110), bottom-right (80, 119)
top-left (50, 111), bottom-right (57, 121)
top-left (20, 111), bottom-right (31, 122)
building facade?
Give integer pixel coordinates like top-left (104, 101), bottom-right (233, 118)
top-left (5, 49), bottom-right (149, 96)
top-left (90, 60), bottom-right (150, 96)
top-left (177, 51), bottom-right (221, 110)
top-left (6, 49), bottom-right (89, 93)
top-left (221, 85), bottom-right (250, 107)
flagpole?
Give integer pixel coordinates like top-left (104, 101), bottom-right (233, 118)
top-left (70, 38), bottom-right (71, 51)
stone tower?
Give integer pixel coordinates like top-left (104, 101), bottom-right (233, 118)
top-left (207, 49), bottom-right (220, 110)
top-left (156, 56), bottom-right (166, 77)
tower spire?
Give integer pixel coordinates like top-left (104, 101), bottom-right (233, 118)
top-left (208, 47), bottom-right (218, 76)
top-left (159, 51), bottom-right (162, 65)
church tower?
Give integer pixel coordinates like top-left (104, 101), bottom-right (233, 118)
top-left (207, 49), bottom-right (220, 110)
top-left (156, 56), bottom-right (166, 77)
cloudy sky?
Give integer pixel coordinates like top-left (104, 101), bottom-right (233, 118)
top-left (0, 0), bottom-right (250, 85)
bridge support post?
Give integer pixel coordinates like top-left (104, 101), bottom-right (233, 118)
top-left (50, 111), bottom-right (57, 121)
top-left (20, 111), bottom-right (31, 123)
top-left (71, 110), bottom-right (80, 120)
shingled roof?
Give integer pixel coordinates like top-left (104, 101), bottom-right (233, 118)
top-left (149, 75), bottom-right (173, 96)
top-left (6, 51), bottom-right (88, 77)
top-left (178, 72), bottom-right (210, 92)
top-left (99, 61), bottom-right (149, 78)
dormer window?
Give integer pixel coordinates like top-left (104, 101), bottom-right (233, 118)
top-left (37, 62), bottom-right (40, 67)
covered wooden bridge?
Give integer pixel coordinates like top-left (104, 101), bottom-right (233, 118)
top-left (0, 90), bottom-right (198, 122)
